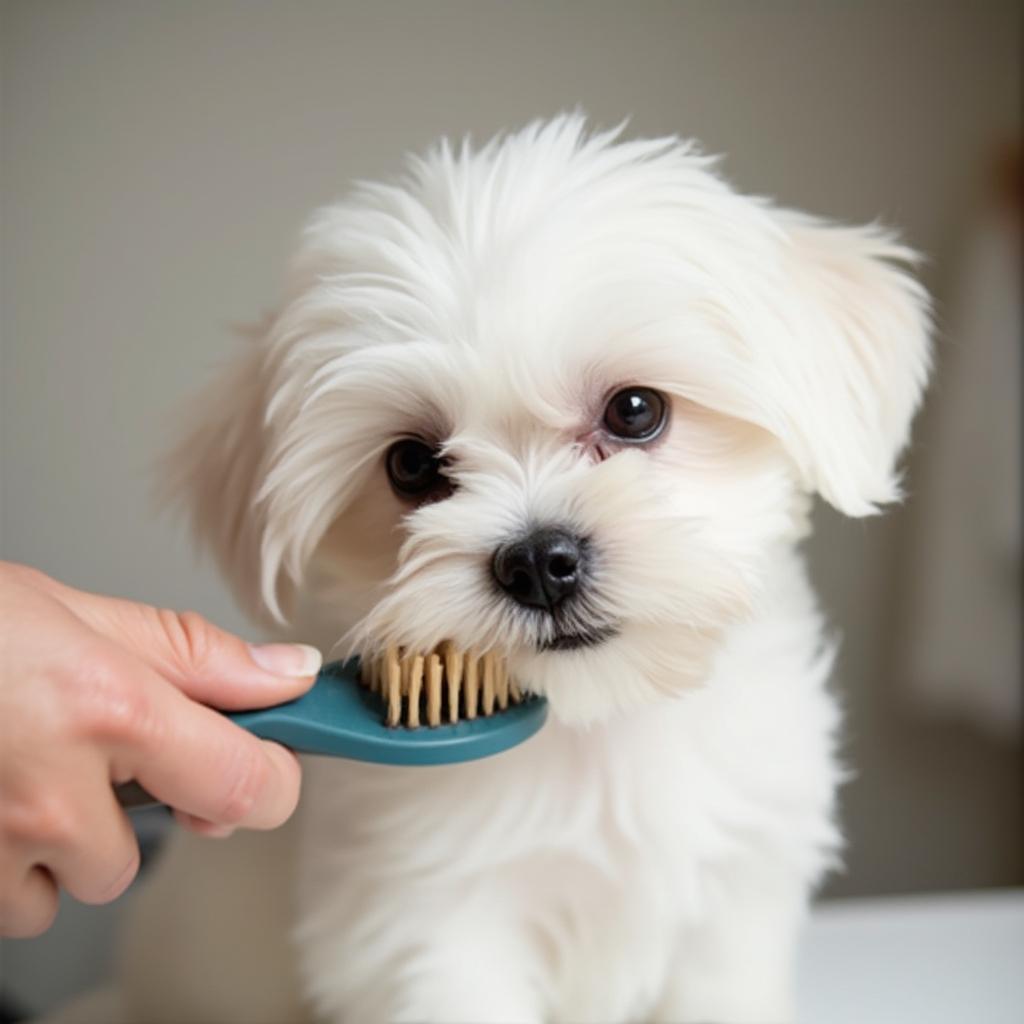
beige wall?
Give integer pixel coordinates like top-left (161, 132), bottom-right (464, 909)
top-left (3, 0), bottom-right (1020, 899)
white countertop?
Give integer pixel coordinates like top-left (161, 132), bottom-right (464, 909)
top-left (798, 889), bottom-right (1024, 1024)
top-left (5, 887), bottom-right (1022, 1021)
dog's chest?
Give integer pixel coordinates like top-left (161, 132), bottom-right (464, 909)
top-left (299, 700), bottom-right (732, 1008)
top-left (514, 712), bottom-right (718, 1007)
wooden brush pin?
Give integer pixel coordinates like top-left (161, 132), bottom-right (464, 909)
top-left (360, 642), bottom-right (521, 728)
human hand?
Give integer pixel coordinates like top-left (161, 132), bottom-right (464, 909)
top-left (0, 561), bottom-right (321, 937)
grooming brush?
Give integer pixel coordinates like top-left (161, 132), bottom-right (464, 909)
top-left (116, 645), bottom-right (547, 807)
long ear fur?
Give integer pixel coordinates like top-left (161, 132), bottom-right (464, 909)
top-left (760, 214), bottom-right (932, 515)
top-left (164, 323), bottom-right (279, 624)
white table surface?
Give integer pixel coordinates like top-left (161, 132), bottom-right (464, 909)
top-left (797, 889), bottom-right (1024, 1024)
top-left (5, 887), bottom-right (1023, 1021)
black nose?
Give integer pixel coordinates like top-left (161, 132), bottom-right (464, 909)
top-left (492, 527), bottom-right (585, 611)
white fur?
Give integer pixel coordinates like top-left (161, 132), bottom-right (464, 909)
top-left (103, 116), bottom-right (929, 1023)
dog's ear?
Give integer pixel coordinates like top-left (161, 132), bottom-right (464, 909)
top-left (751, 214), bottom-right (932, 516)
top-left (164, 323), bottom-right (281, 624)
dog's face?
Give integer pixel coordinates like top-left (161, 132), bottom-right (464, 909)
top-left (176, 118), bottom-right (930, 724)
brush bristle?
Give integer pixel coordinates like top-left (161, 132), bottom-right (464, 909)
top-left (359, 642), bottom-right (520, 728)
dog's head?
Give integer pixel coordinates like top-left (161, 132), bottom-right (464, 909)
top-left (175, 117), bottom-right (930, 724)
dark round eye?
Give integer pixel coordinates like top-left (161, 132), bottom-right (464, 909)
top-left (602, 387), bottom-right (668, 442)
top-left (385, 438), bottom-right (444, 498)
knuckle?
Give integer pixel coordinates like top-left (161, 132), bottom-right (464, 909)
top-left (7, 794), bottom-right (79, 850)
top-left (1, 561), bottom-right (48, 589)
top-left (157, 608), bottom-right (216, 674)
top-left (215, 747), bottom-right (268, 826)
top-left (70, 656), bottom-right (153, 745)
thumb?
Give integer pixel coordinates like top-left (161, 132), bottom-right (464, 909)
top-left (68, 590), bottom-right (322, 709)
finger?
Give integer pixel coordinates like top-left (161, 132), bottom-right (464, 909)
top-left (46, 779), bottom-right (140, 905)
top-left (112, 658), bottom-right (303, 829)
top-left (56, 589), bottom-right (321, 709)
top-left (0, 865), bottom-right (59, 938)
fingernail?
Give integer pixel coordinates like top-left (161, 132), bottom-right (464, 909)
top-left (248, 643), bottom-right (323, 677)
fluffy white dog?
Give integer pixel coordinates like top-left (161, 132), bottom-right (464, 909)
top-left (94, 116), bottom-right (930, 1023)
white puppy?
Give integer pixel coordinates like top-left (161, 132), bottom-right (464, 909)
top-left (108, 116), bottom-right (930, 1024)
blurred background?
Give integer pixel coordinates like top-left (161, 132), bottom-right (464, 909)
top-left (2, 1), bottom-right (1020, 1019)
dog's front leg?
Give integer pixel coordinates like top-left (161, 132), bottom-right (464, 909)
top-left (385, 929), bottom-right (545, 1024)
top-left (650, 862), bottom-right (808, 1024)
top-left (299, 900), bottom-right (546, 1024)
top-left (366, 921), bottom-right (544, 1024)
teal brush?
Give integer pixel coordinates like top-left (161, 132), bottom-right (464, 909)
top-left (117, 645), bottom-right (547, 808)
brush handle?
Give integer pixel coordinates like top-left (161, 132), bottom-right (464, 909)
top-left (114, 661), bottom-right (548, 809)
top-left (115, 780), bottom-right (161, 809)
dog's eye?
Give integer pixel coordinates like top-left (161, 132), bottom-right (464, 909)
top-left (386, 438), bottom-right (445, 498)
top-left (602, 387), bottom-right (668, 442)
